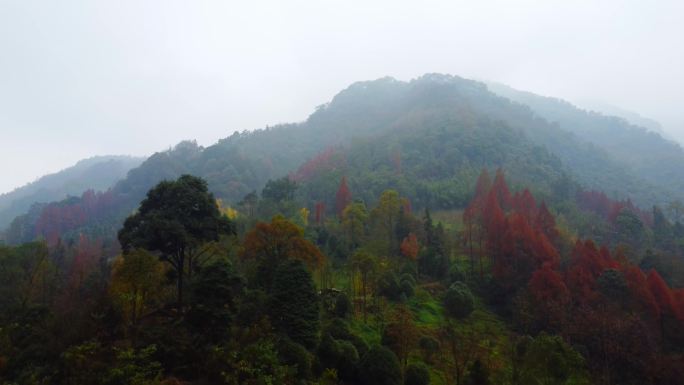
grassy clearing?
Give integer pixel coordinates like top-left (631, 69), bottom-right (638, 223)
top-left (408, 287), bottom-right (444, 329)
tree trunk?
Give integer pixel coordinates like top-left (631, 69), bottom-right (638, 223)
top-left (177, 253), bottom-right (185, 311)
top-left (362, 274), bottom-right (367, 323)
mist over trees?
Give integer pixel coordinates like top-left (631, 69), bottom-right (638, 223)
top-left (2, 75), bottom-right (684, 384)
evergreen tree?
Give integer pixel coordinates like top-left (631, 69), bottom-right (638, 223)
top-left (186, 259), bottom-right (243, 343)
top-left (359, 345), bottom-right (402, 385)
top-left (270, 260), bottom-right (320, 349)
top-left (444, 282), bottom-right (474, 319)
top-left (118, 175), bottom-right (234, 308)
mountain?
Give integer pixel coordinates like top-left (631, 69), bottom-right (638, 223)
top-left (0, 155), bottom-right (143, 229)
top-left (487, 81), bottom-right (684, 205)
top-left (574, 99), bottom-right (671, 139)
top-left (4, 74), bottom-right (682, 245)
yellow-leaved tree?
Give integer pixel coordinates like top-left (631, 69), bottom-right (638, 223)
top-left (110, 250), bottom-right (167, 338)
top-left (217, 199), bottom-right (239, 220)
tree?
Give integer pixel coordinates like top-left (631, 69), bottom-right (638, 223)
top-left (222, 337), bottom-right (296, 385)
top-left (0, 241), bottom-right (53, 311)
top-left (596, 268), bottom-right (628, 305)
top-left (466, 359), bottom-right (489, 385)
top-left (372, 190), bottom-right (404, 253)
top-left (382, 305), bottom-right (418, 372)
top-left (517, 333), bottom-right (589, 385)
top-left (647, 269), bottom-right (677, 342)
top-left (420, 210), bottom-right (448, 279)
top-left (342, 202), bottom-right (369, 248)
top-left (474, 168), bottom-right (492, 203)
top-left (463, 169), bottom-right (493, 275)
top-left (491, 169), bottom-right (512, 210)
top-left (400, 233), bottom-right (419, 261)
top-left (238, 190), bottom-right (258, 218)
top-left (535, 202), bottom-right (559, 246)
top-left (270, 260), bottom-right (320, 349)
top-left (261, 177), bottom-right (297, 203)
top-left (350, 251), bottom-right (378, 322)
top-left (528, 265), bottom-right (570, 331)
top-left (513, 189), bottom-right (537, 219)
top-left (482, 189), bottom-right (506, 267)
top-left (315, 202), bottom-right (326, 225)
top-left (359, 345), bottom-right (402, 385)
top-left (118, 175), bottom-right (234, 308)
top-left (104, 345), bottom-right (162, 385)
top-left (336, 176), bottom-right (352, 218)
top-left (277, 337), bottom-right (313, 380)
top-left (404, 362), bottom-right (430, 385)
top-left (614, 208), bottom-right (646, 251)
top-left (241, 215), bottom-right (325, 289)
top-left (444, 282), bottom-right (474, 319)
top-left (68, 234), bottom-right (101, 293)
top-left (463, 204), bottom-right (478, 275)
top-left (437, 321), bottom-right (483, 385)
top-left (186, 258), bottom-right (243, 344)
top-left (565, 240), bottom-right (616, 306)
top-left (110, 250), bottom-right (166, 337)
top-left (652, 205), bottom-right (673, 250)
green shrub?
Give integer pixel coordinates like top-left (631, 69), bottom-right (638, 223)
top-left (404, 362), bottom-right (430, 385)
top-left (443, 281), bottom-right (474, 319)
top-left (278, 338), bottom-right (312, 379)
top-left (358, 345), bottom-right (402, 385)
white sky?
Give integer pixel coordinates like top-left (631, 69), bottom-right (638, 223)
top-left (1, 0), bottom-right (683, 194)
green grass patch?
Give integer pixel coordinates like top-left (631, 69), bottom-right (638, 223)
top-left (348, 318), bottom-right (382, 346)
top-left (407, 287), bottom-right (445, 329)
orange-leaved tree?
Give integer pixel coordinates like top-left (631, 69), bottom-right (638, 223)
top-left (241, 215), bottom-right (325, 289)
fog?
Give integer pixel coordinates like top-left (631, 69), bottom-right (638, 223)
top-left (1, 0), bottom-right (683, 194)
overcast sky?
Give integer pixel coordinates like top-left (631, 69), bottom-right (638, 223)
top-left (1, 0), bottom-right (683, 194)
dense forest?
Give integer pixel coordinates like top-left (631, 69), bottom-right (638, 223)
top-left (2, 74), bottom-right (684, 384)
top-left (0, 156), bottom-right (143, 230)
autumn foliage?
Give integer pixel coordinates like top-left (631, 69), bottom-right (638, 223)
top-left (400, 233), bottom-right (419, 260)
top-left (464, 168), bottom-right (684, 380)
top-left (36, 189), bottom-right (117, 246)
top-left (576, 189), bottom-right (652, 225)
top-left (335, 176), bottom-right (352, 218)
top-left (291, 147), bottom-right (345, 182)
top-left (240, 215), bottom-right (325, 269)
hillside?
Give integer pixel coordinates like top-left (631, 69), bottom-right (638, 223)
top-left (0, 155), bottom-right (143, 229)
top-left (488, 81), bottom-right (684, 204)
top-left (3, 74), bottom-right (684, 385)
top-left (4, 74), bottom-right (682, 245)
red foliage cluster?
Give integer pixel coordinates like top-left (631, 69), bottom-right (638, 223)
top-left (335, 176), bottom-right (352, 218)
top-left (291, 147), bottom-right (345, 182)
top-left (35, 190), bottom-right (117, 246)
top-left (464, 169), bottom-right (684, 381)
top-left (400, 233), bottom-right (419, 260)
top-left (465, 169), bottom-right (560, 287)
top-left (576, 189), bottom-right (652, 226)
top-left (314, 202), bottom-right (326, 225)
top-left (68, 234), bottom-right (102, 290)
top-left (465, 169), bottom-right (684, 371)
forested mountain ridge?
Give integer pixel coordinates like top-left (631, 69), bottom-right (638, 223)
top-left (3, 74), bottom-right (684, 385)
top-left (3, 74), bottom-right (681, 245)
top-left (0, 155), bottom-right (143, 229)
top-left (488, 81), bottom-right (684, 203)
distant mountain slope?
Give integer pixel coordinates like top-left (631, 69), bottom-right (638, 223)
top-left (0, 155), bottom-right (143, 229)
top-left (575, 100), bottom-right (671, 138)
top-left (4, 74), bottom-right (681, 244)
top-left (487, 82), bottom-right (684, 204)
